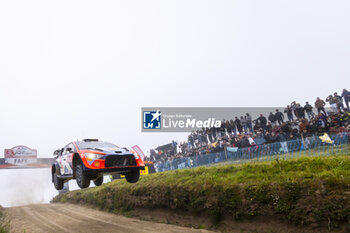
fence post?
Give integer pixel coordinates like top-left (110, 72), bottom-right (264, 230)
top-left (318, 136), bottom-right (320, 157)
top-left (331, 135), bottom-right (334, 155)
top-left (340, 134), bottom-right (343, 154)
top-left (345, 134), bottom-right (350, 155)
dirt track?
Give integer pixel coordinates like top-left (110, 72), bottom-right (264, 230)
top-left (4, 203), bottom-right (214, 233)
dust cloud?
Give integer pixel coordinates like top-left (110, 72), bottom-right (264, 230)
top-left (0, 168), bottom-right (100, 207)
top-left (0, 168), bottom-right (57, 207)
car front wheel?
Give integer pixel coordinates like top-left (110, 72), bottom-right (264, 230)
top-left (125, 170), bottom-right (140, 183)
top-left (53, 172), bottom-right (64, 190)
top-left (76, 164), bottom-right (90, 189)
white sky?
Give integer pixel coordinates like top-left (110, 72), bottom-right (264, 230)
top-left (0, 0), bottom-right (349, 157)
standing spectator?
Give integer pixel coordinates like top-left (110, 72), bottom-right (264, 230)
top-left (200, 131), bottom-right (207, 146)
top-left (225, 120), bottom-right (232, 136)
top-left (246, 113), bottom-right (253, 132)
top-left (188, 133), bottom-right (194, 148)
top-left (275, 109), bottom-right (284, 125)
top-left (172, 140), bottom-right (178, 154)
top-left (241, 116), bottom-right (248, 133)
top-left (207, 128), bottom-right (213, 143)
top-left (234, 117), bottom-right (243, 134)
top-left (326, 95), bottom-right (338, 112)
top-left (219, 121), bottom-right (226, 137)
top-left (291, 101), bottom-right (298, 118)
top-left (304, 101), bottom-right (315, 120)
top-left (256, 114), bottom-right (267, 130)
top-left (299, 119), bottom-right (310, 134)
top-left (334, 92), bottom-right (345, 112)
top-left (229, 119), bottom-right (236, 136)
top-left (315, 97), bottom-right (327, 116)
top-left (342, 88), bottom-right (350, 110)
top-left (284, 105), bottom-right (294, 121)
top-left (296, 104), bottom-right (305, 119)
top-left (268, 112), bottom-right (276, 126)
top-left (211, 127), bottom-right (217, 141)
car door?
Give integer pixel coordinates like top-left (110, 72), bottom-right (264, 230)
top-left (60, 143), bottom-right (75, 175)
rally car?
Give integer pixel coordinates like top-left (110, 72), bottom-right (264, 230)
top-left (52, 139), bottom-right (145, 190)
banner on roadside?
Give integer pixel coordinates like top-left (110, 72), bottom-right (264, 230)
top-left (4, 146), bottom-right (38, 166)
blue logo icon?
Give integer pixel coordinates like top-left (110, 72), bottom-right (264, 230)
top-left (143, 110), bottom-right (161, 129)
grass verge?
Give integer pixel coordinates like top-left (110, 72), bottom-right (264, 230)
top-left (0, 206), bottom-right (9, 233)
top-left (52, 155), bottom-right (350, 230)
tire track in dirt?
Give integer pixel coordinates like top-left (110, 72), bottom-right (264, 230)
top-left (5, 203), bottom-right (214, 233)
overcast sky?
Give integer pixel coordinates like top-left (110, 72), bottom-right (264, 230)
top-left (0, 0), bottom-right (349, 157)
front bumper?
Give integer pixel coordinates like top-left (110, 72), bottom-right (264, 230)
top-left (83, 166), bottom-right (145, 176)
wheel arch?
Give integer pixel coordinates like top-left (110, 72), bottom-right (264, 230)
top-left (72, 153), bottom-right (83, 178)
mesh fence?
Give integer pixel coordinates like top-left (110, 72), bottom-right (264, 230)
top-left (155, 133), bottom-right (350, 172)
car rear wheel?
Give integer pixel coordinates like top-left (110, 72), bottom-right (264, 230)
top-left (76, 164), bottom-right (90, 189)
top-left (53, 172), bottom-right (64, 190)
top-left (93, 176), bottom-right (103, 186)
top-left (125, 170), bottom-right (140, 183)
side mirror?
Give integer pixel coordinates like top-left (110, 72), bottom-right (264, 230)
top-left (66, 148), bottom-right (73, 153)
top-left (53, 149), bottom-right (60, 158)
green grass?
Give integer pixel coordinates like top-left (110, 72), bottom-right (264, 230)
top-left (53, 155), bottom-right (350, 229)
top-left (0, 208), bottom-right (9, 233)
top-left (0, 225), bottom-right (8, 233)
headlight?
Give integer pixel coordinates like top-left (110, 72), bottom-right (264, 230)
top-left (84, 153), bottom-right (104, 159)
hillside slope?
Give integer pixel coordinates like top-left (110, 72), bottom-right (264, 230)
top-left (53, 156), bottom-right (350, 232)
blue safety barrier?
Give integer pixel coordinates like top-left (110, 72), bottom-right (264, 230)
top-left (155, 133), bottom-right (349, 172)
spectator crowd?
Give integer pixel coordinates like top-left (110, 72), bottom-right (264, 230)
top-left (146, 89), bottom-right (350, 166)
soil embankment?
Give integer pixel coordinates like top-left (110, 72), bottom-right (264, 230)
top-left (53, 156), bottom-right (350, 232)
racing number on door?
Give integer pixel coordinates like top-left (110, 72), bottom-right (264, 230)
top-left (61, 144), bottom-right (74, 175)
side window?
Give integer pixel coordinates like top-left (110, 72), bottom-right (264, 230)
top-left (70, 143), bottom-right (76, 153)
top-left (62, 145), bottom-right (68, 155)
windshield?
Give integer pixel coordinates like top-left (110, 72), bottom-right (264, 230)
top-left (76, 141), bottom-right (120, 150)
